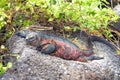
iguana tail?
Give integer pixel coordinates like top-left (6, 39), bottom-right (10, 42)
top-left (89, 36), bottom-right (117, 51)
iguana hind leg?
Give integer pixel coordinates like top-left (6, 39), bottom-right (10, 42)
top-left (76, 55), bottom-right (104, 62)
top-left (86, 55), bottom-right (104, 61)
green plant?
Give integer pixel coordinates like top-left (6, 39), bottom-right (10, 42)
top-left (20, 0), bottom-right (118, 38)
top-left (0, 62), bottom-right (12, 75)
top-left (1, 0), bottom-right (118, 37)
top-left (34, 0), bottom-right (118, 31)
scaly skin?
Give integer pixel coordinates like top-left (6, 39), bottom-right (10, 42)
top-left (16, 31), bottom-right (105, 62)
top-left (24, 31), bottom-right (94, 62)
top-left (40, 39), bottom-right (93, 61)
top-left (90, 36), bottom-right (117, 51)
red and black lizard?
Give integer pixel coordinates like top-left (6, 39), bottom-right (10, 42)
top-left (15, 31), bottom-right (116, 62)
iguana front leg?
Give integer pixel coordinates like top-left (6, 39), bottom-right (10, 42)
top-left (41, 44), bottom-right (56, 54)
top-left (37, 39), bottom-right (56, 54)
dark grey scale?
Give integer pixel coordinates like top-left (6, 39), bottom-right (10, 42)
top-left (15, 31), bottom-right (26, 38)
top-left (90, 36), bottom-right (117, 51)
top-left (38, 31), bottom-right (80, 49)
top-left (86, 56), bottom-right (104, 61)
top-left (36, 46), bottom-right (42, 51)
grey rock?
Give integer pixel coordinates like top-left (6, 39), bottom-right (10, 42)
top-left (111, 4), bottom-right (120, 32)
top-left (1, 29), bottom-right (120, 80)
top-left (113, 4), bottom-right (120, 16)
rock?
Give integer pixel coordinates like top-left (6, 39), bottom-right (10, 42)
top-left (113, 5), bottom-right (120, 16)
top-left (108, 4), bottom-right (120, 47)
top-left (106, 0), bottom-right (120, 8)
top-left (1, 29), bottom-right (120, 80)
top-left (110, 4), bottom-right (120, 32)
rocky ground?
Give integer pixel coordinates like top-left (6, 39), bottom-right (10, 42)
top-left (0, 29), bottom-right (120, 80)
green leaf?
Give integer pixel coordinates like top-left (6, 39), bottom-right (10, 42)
top-left (73, 26), bottom-right (79, 32)
top-left (0, 63), bottom-right (3, 69)
top-left (7, 62), bottom-right (12, 68)
top-left (0, 67), bottom-right (7, 75)
top-left (0, 0), bottom-right (7, 8)
top-left (54, 10), bottom-right (60, 18)
top-left (23, 20), bottom-right (31, 27)
top-left (48, 17), bottom-right (54, 21)
top-left (64, 26), bottom-right (72, 31)
top-left (117, 50), bottom-right (120, 55)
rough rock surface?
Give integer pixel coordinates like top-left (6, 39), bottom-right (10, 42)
top-left (110, 5), bottom-right (120, 32)
top-left (1, 29), bottom-right (120, 80)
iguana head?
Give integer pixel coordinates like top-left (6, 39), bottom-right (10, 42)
top-left (25, 32), bottom-right (41, 46)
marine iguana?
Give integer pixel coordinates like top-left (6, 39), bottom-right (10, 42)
top-left (15, 30), bottom-right (116, 62)
top-left (16, 31), bottom-right (95, 62)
